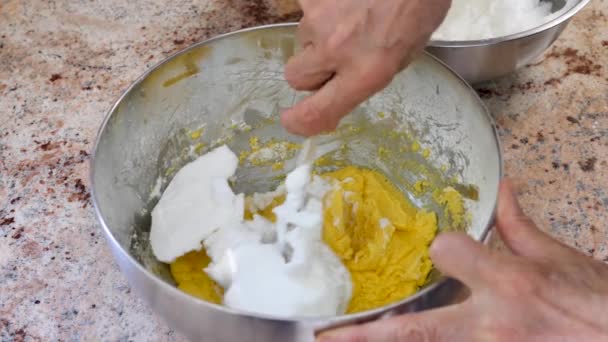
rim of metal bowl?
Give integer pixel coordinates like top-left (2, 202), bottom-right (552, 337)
top-left (429, 0), bottom-right (591, 48)
top-left (90, 23), bottom-right (503, 324)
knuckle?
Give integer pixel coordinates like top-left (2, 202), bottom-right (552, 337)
top-left (325, 19), bottom-right (358, 55)
top-left (358, 55), bottom-right (398, 89)
top-left (320, 118), bottom-right (340, 133)
top-left (300, 101), bottom-right (325, 126)
top-left (325, 34), bottom-right (344, 56)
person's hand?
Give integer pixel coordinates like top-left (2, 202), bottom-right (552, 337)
top-left (281, 0), bottom-right (451, 136)
top-left (317, 181), bottom-right (608, 342)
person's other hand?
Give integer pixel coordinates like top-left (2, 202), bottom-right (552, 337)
top-left (282, 0), bottom-right (451, 136)
top-left (317, 180), bottom-right (608, 341)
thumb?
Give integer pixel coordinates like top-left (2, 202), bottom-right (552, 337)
top-left (281, 58), bottom-right (393, 136)
top-left (280, 74), bottom-right (346, 136)
top-left (285, 44), bottom-right (335, 91)
top-left (316, 304), bottom-right (469, 342)
top-left (496, 179), bottom-right (569, 259)
top-left (430, 232), bottom-right (494, 289)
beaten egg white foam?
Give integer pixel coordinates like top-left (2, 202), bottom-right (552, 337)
top-left (150, 145), bottom-right (352, 317)
top-left (433, 0), bottom-right (577, 40)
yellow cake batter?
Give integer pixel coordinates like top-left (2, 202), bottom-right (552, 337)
top-left (170, 166), bottom-right (445, 313)
top-left (322, 167), bottom-right (437, 313)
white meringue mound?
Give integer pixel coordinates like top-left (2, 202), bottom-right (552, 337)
top-left (150, 145), bottom-right (352, 317)
top-left (433, 0), bottom-right (577, 41)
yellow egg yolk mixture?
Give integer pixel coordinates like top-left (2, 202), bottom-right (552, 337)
top-left (170, 166), bottom-right (440, 313)
top-left (322, 167), bottom-right (437, 313)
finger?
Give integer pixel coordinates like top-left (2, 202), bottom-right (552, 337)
top-left (496, 179), bottom-right (572, 259)
top-left (280, 73), bottom-right (352, 136)
top-left (317, 303), bottom-right (470, 342)
top-left (430, 232), bottom-right (493, 289)
top-left (297, 0), bottom-right (314, 10)
top-left (285, 45), bottom-right (335, 91)
top-left (282, 60), bottom-right (392, 136)
top-left (296, 14), bottom-right (314, 47)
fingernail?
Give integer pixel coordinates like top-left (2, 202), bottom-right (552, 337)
top-left (279, 110), bottom-right (299, 134)
top-left (429, 237), bottom-right (441, 259)
top-left (429, 232), bottom-right (450, 257)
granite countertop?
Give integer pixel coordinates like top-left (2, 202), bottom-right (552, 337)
top-left (1, 0), bottom-right (606, 340)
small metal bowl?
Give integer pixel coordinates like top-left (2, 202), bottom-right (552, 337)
top-left (91, 24), bottom-right (501, 341)
top-left (427, 0), bottom-right (591, 83)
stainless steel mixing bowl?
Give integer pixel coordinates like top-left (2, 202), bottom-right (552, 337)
top-left (91, 24), bottom-right (501, 341)
top-left (427, 0), bottom-right (591, 83)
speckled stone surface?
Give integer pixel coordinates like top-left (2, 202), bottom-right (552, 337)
top-left (0, 0), bottom-right (606, 340)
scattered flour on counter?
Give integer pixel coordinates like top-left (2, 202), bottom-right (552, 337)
top-left (433, 0), bottom-right (577, 40)
top-left (150, 145), bottom-right (352, 317)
